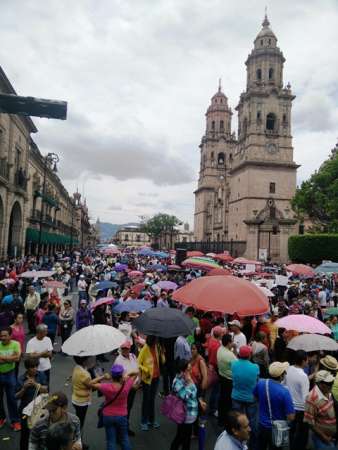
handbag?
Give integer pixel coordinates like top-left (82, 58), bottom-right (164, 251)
top-left (265, 380), bottom-right (290, 447)
top-left (97, 382), bottom-right (125, 429)
top-left (160, 393), bottom-right (186, 424)
top-left (22, 384), bottom-right (49, 429)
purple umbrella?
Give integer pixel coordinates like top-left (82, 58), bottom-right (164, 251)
top-left (155, 281), bottom-right (178, 291)
top-left (114, 263), bottom-right (128, 272)
top-left (91, 297), bottom-right (117, 310)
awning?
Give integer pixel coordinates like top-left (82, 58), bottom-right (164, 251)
top-left (26, 227), bottom-right (79, 245)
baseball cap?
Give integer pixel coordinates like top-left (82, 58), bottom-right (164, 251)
top-left (228, 320), bottom-right (241, 328)
top-left (120, 340), bottom-right (131, 349)
top-left (315, 370), bottom-right (335, 383)
top-left (268, 362), bottom-right (289, 378)
top-left (111, 364), bottom-right (124, 377)
top-left (238, 345), bottom-right (252, 359)
top-left (45, 392), bottom-right (68, 411)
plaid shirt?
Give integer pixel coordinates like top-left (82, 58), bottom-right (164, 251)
top-left (172, 375), bottom-right (198, 423)
top-left (304, 385), bottom-right (336, 437)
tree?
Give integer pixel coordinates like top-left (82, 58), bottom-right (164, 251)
top-left (141, 213), bottom-right (182, 248)
top-left (292, 142), bottom-right (338, 232)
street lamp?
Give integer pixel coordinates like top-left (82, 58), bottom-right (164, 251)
top-left (38, 152), bottom-right (59, 259)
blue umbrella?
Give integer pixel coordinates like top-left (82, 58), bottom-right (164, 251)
top-left (113, 300), bottom-right (152, 313)
top-left (95, 280), bottom-right (118, 290)
top-left (152, 251), bottom-right (169, 258)
top-left (315, 262), bottom-right (338, 274)
top-left (115, 263), bottom-right (128, 272)
top-left (138, 248), bottom-right (154, 256)
top-left (146, 264), bottom-right (167, 272)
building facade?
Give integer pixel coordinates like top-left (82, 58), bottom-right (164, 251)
top-left (194, 15), bottom-right (298, 262)
top-left (114, 226), bottom-right (151, 247)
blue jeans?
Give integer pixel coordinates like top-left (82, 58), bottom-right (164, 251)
top-left (141, 378), bottom-right (159, 425)
top-left (102, 415), bottom-right (131, 450)
top-left (0, 370), bottom-right (19, 422)
top-left (232, 399), bottom-right (258, 450)
top-left (312, 434), bottom-right (337, 449)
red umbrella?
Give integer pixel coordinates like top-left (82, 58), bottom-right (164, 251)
top-left (172, 275), bottom-right (269, 315)
top-left (168, 264), bottom-right (182, 271)
top-left (286, 264), bottom-right (315, 277)
top-left (129, 270), bottom-right (144, 278)
top-left (187, 251), bottom-right (204, 257)
top-left (132, 283), bottom-right (146, 296)
top-left (213, 254), bottom-right (234, 263)
top-left (232, 257), bottom-right (261, 266)
top-left (207, 268), bottom-right (232, 276)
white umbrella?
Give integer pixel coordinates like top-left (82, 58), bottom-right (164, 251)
top-left (19, 270), bottom-right (56, 279)
top-left (287, 334), bottom-right (338, 352)
top-left (257, 286), bottom-right (275, 297)
top-left (62, 325), bottom-right (126, 356)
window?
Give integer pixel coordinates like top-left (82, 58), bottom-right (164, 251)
top-left (269, 207), bottom-right (276, 219)
top-left (211, 151), bottom-right (214, 159)
top-left (136, 234), bottom-right (141, 242)
top-left (282, 113), bottom-right (287, 124)
top-left (124, 234), bottom-right (129, 241)
top-left (260, 39), bottom-right (263, 46)
top-left (220, 120), bottom-right (224, 131)
top-left (266, 113), bottom-right (276, 131)
top-left (243, 118), bottom-right (248, 135)
top-left (218, 152), bottom-right (225, 165)
top-left (211, 121), bottom-right (215, 130)
top-left (269, 182), bottom-right (276, 194)
top-left (268, 38), bottom-right (271, 46)
top-left (268, 68), bottom-right (274, 80)
top-left (256, 68), bottom-right (262, 80)
top-left (257, 111), bottom-right (261, 122)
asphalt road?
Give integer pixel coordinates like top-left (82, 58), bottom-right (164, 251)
top-left (0, 292), bottom-right (221, 450)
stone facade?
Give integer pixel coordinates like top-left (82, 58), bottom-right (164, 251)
top-left (194, 15), bottom-right (298, 262)
top-left (114, 226), bottom-right (151, 248)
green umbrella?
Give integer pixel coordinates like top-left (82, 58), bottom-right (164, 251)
top-left (324, 307), bottom-right (338, 317)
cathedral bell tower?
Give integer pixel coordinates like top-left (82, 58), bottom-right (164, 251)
top-left (194, 82), bottom-right (235, 241)
top-left (228, 14), bottom-right (299, 262)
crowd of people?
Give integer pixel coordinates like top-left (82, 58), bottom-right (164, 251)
top-left (0, 248), bottom-right (338, 450)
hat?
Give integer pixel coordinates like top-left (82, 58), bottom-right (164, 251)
top-left (320, 355), bottom-right (338, 371)
top-left (228, 320), bottom-right (241, 328)
top-left (45, 392), bottom-right (68, 411)
top-left (269, 362), bottom-right (289, 378)
top-left (238, 345), bottom-right (252, 359)
top-left (111, 364), bottom-right (124, 377)
top-left (120, 340), bottom-right (131, 349)
top-left (80, 299), bottom-right (87, 304)
top-left (80, 274), bottom-right (85, 278)
top-left (315, 370), bottom-right (335, 383)
top-left (213, 326), bottom-right (224, 338)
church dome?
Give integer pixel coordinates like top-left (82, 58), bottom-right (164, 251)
top-left (254, 13), bottom-right (277, 47)
top-left (207, 81), bottom-right (229, 113)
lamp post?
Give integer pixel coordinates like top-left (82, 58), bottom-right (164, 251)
top-left (38, 152), bottom-right (59, 259)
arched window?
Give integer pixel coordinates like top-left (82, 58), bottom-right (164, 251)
top-left (269, 68), bottom-right (274, 80)
top-left (220, 120), bottom-right (224, 131)
top-left (243, 117), bottom-right (248, 135)
top-left (266, 113), bottom-right (276, 131)
top-left (211, 121), bottom-right (215, 130)
top-left (256, 69), bottom-right (262, 80)
top-left (257, 111), bottom-right (261, 122)
top-left (217, 152), bottom-right (225, 165)
top-left (282, 113), bottom-right (287, 124)
top-left (269, 207), bottom-right (276, 219)
top-left (268, 39), bottom-right (271, 46)
top-left (260, 39), bottom-right (263, 46)
top-left (211, 151), bottom-right (214, 160)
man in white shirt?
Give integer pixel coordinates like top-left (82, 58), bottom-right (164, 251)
top-left (24, 285), bottom-right (41, 334)
top-left (77, 275), bottom-right (88, 305)
top-left (284, 349), bottom-right (309, 450)
top-left (26, 324), bottom-right (53, 386)
top-left (228, 320), bottom-right (247, 354)
top-left (318, 286), bottom-right (328, 308)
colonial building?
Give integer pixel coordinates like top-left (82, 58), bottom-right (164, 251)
top-left (194, 15), bottom-right (298, 262)
top-left (114, 225), bottom-right (151, 248)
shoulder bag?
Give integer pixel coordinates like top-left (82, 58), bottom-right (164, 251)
top-left (97, 382), bottom-right (125, 429)
top-left (22, 384), bottom-right (50, 429)
top-left (265, 380), bottom-right (290, 447)
top-left (160, 393), bottom-right (186, 424)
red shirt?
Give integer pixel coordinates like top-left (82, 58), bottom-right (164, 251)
top-left (208, 337), bottom-right (221, 368)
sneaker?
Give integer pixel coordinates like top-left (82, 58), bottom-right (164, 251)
top-left (148, 421), bottom-right (160, 429)
top-left (141, 423), bottom-right (149, 431)
top-left (11, 422), bottom-right (21, 432)
top-left (0, 419), bottom-right (6, 428)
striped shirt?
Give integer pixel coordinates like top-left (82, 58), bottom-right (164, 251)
top-left (172, 375), bottom-right (198, 424)
top-left (304, 385), bottom-right (336, 437)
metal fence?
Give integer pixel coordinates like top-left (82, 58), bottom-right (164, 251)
top-left (174, 240), bottom-right (247, 257)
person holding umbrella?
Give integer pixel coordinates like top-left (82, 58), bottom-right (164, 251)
top-left (137, 335), bottom-right (165, 431)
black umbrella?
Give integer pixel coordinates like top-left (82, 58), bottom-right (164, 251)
top-left (133, 308), bottom-right (195, 338)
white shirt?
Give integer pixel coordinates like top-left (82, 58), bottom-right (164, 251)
top-left (232, 332), bottom-right (247, 353)
top-left (26, 336), bottom-right (53, 371)
top-left (115, 353), bottom-right (139, 385)
top-left (318, 290), bottom-right (327, 307)
top-left (284, 365), bottom-right (309, 411)
top-left (214, 430), bottom-right (248, 450)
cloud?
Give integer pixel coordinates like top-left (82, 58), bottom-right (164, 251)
top-left (108, 204), bottom-right (123, 211)
top-left (293, 92), bottom-right (338, 132)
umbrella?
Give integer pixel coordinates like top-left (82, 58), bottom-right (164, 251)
top-left (275, 314), bottom-right (331, 335)
top-left (138, 248), bottom-right (154, 256)
top-left (206, 268), bottom-right (232, 277)
top-left (181, 257), bottom-right (221, 271)
top-left (168, 264), bottom-right (182, 271)
top-left (44, 280), bottom-right (66, 289)
top-left (114, 263), bottom-right (128, 272)
top-left (256, 285), bottom-right (275, 297)
top-left (146, 264), bottom-right (167, 272)
top-left (213, 254), bottom-right (234, 263)
top-left (19, 270), bottom-right (56, 279)
top-left (206, 253), bottom-right (216, 257)
top-left (95, 280), bottom-right (118, 290)
top-left (232, 257), bottom-right (261, 266)
top-left (132, 283), bottom-right (146, 296)
top-left (129, 270), bottom-right (144, 278)
top-left (91, 297), bottom-right (117, 310)
top-left (0, 278), bottom-right (16, 286)
top-left (287, 334), bottom-right (338, 352)
top-left (325, 307), bottom-right (338, 317)
top-left (172, 276), bottom-right (269, 315)
top-left (62, 325), bottom-right (126, 356)
top-left (315, 262), bottom-right (338, 275)
top-left (286, 264), bottom-right (315, 277)
top-left (154, 280), bottom-right (178, 291)
top-left (187, 251), bottom-right (204, 257)
top-left (152, 251), bottom-right (169, 258)
top-left (133, 308), bottom-right (195, 338)
top-left (113, 299), bottom-right (152, 313)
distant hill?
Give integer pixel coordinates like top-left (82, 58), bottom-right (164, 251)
top-left (98, 222), bottom-right (139, 242)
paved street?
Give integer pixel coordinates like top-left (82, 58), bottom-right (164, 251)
top-left (0, 291), bottom-right (221, 450)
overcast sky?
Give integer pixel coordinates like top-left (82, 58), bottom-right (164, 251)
top-left (1, 0), bottom-right (337, 226)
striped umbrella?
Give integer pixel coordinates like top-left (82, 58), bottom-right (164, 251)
top-left (181, 257), bottom-right (221, 271)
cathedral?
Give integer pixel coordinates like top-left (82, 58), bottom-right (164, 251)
top-left (194, 14), bottom-right (299, 263)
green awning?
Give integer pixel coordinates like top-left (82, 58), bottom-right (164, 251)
top-left (26, 228), bottom-right (79, 245)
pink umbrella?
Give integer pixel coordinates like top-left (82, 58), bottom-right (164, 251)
top-left (168, 264), bottom-right (181, 270)
top-left (232, 257), bottom-right (261, 266)
top-left (129, 270), bottom-right (144, 278)
top-left (155, 280), bottom-right (178, 291)
top-left (44, 280), bottom-right (66, 289)
top-left (286, 264), bottom-right (315, 277)
top-left (275, 314), bottom-right (331, 335)
top-left (91, 297), bottom-right (116, 310)
top-left (1, 278), bottom-right (16, 286)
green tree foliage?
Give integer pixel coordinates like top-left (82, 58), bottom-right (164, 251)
top-left (141, 213), bottom-right (182, 240)
top-left (288, 234), bottom-right (338, 264)
top-left (292, 144), bottom-right (338, 232)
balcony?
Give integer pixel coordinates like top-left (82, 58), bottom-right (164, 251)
top-left (14, 169), bottom-right (28, 191)
top-left (30, 209), bottom-right (42, 222)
